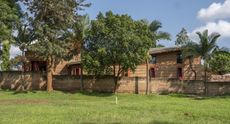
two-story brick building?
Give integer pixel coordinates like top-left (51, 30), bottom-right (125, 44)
top-left (25, 47), bottom-right (203, 80)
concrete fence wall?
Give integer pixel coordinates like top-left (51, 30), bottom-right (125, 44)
top-left (0, 71), bottom-right (46, 90)
top-left (1, 71), bottom-right (230, 95)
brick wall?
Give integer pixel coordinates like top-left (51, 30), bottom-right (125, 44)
top-left (1, 72), bottom-right (230, 95)
top-left (0, 71), bottom-right (46, 90)
top-left (149, 52), bottom-right (203, 80)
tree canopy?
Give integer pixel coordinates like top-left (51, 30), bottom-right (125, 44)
top-left (0, 0), bottom-right (20, 70)
top-left (175, 28), bottom-right (191, 46)
top-left (0, 0), bottom-right (20, 42)
top-left (208, 50), bottom-right (230, 75)
top-left (20, 0), bottom-right (90, 91)
top-left (82, 11), bottom-right (153, 90)
top-left (182, 29), bottom-right (220, 95)
top-left (148, 20), bottom-right (171, 47)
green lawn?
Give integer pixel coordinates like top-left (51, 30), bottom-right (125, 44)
top-left (0, 91), bottom-right (229, 124)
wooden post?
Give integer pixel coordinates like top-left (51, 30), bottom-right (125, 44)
top-left (80, 64), bottom-right (83, 91)
top-left (146, 59), bottom-right (150, 95)
top-left (135, 76), bottom-right (139, 94)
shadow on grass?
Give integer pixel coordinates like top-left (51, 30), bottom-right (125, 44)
top-left (168, 93), bottom-right (230, 100)
top-left (60, 90), bottom-right (114, 97)
top-left (1, 89), bottom-right (114, 97)
top-left (149, 120), bottom-right (178, 124)
top-left (12, 90), bottom-right (37, 95)
top-left (0, 89), bottom-right (37, 95)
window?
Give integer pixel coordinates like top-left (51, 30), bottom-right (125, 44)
top-left (177, 53), bottom-right (183, 64)
top-left (150, 55), bottom-right (156, 64)
top-left (150, 68), bottom-right (155, 78)
top-left (177, 68), bottom-right (183, 80)
top-left (70, 65), bottom-right (81, 76)
top-left (75, 68), bottom-right (80, 76)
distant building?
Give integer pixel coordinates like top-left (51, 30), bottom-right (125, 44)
top-left (25, 47), bottom-right (203, 80)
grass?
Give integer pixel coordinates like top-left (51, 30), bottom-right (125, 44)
top-left (0, 91), bottom-right (230, 124)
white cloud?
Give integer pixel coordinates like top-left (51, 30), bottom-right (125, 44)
top-left (10, 46), bottom-right (21, 58)
top-left (191, 20), bottom-right (230, 38)
top-left (198, 0), bottom-right (230, 21)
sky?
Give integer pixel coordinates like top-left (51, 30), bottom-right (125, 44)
top-left (10, 0), bottom-right (230, 57)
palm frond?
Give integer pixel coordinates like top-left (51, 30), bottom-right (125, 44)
top-left (149, 20), bottom-right (162, 33)
top-left (156, 31), bottom-right (171, 41)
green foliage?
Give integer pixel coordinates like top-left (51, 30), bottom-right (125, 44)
top-left (182, 30), bottom-right (221, 94)
top-left (1, 40), bottom-right (11, 70)
top-left (182, 30), bottom-right (221, 64)
top-left (22, 0), bottom-right (90, 61)
top-left (82, 11), bottom-right (153, 78)
top-left (0, 0), bottom-right (20, 41)
top-left (175, 28), bottom-right (191, 46)
top-left (208, 51), bottom-right (230, 75)
top-left (9, 55), bottom-right (21, 69)
top-left (14, 23), bottom-right (35, 53)
top-left (0, 0), bottom-right (20, 70)
top-left (19, 0), bottom-right (90, 91)
top-left (148, 20), bottom-right (171, 47)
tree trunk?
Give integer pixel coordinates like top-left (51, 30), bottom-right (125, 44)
top-left (189, 64), bottom-right (197, 80)
top-left (193, 70), bottom-right (197, 80)
top-left (113, 65), bottom-right (118, 93)
top-left (80, 64), bottom-right (84, 91)
top-left (114, 76), bottom-right (118, 93)
top-left (47, 56), bottom-right (53, 92)
top-left (146, 59), bottom-right (150, 95)
top-left (189, 58), bottom-right (197, 80)
top-left (204, 67), bottom-right (208, 96)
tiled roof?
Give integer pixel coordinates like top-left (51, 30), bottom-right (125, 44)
top-left (149, 47), bottom-right (181, 54)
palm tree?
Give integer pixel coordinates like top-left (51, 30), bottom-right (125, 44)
top-left (149, 20), bottom-right (171, 47)
top-left (146, 20), bottom-right (171, 95)
top-left (183, 30), bottom-right (220, 95)
top-left (68, 15), bottom-right (90, 91)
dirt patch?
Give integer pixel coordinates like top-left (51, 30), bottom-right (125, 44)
top-left (0, 99), bottom-right (50, 105)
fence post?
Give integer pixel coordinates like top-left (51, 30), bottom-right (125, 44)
top-left (135, 76), bottom-right (139, 94)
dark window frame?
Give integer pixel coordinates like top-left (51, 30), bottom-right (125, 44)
top-left (177, 52), bottom-right (183, 64)
top-left (177, 68), bottom-right (183, 80)
top-left (69, 65), bottom-right (81, 76)
top-left (150, 55), bottom-right (157, 64)
top-left (150, 68), bottom-right (155, 78)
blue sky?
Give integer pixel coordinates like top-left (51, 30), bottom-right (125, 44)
top-left (81, 0), bottom-right (229, 47)
top-left (10, 0), bottom-right (230, 57)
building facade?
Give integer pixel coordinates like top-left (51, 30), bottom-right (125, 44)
top-left (25, 47), bottom-right (203, 80)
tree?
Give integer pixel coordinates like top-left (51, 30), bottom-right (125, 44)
top-left (0, 0), bottom-right (20, 39)
top-left (68, 15), bottom-right (90, 90)
top-left (175, 28), bottom-right (190, 46)
top-left (14, 23), bottom-right (34, 68)
top-left (0, 0), bottom-right (20, 66)
top-left (178, 28), bottom-right (197, 80)
top-left (182, 41), bottom-right (198, 80)
top-left (23, 0), bottom-right (90, 91)
top-left (145, 20), bottom-right (171, 94)
top-left (83, 11), bottom-right (153, 92)
top-left (10, 55), bottom-right (23, 70)
top-left (208, 50), bottom-right (230, 75)
top-left (1, 40), bottom-right (10, 70)
top-left (183, 30), bottom-right (220, 95)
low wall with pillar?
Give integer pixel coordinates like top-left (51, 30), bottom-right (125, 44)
top-left (1, 71), bottom-right (230, 95)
